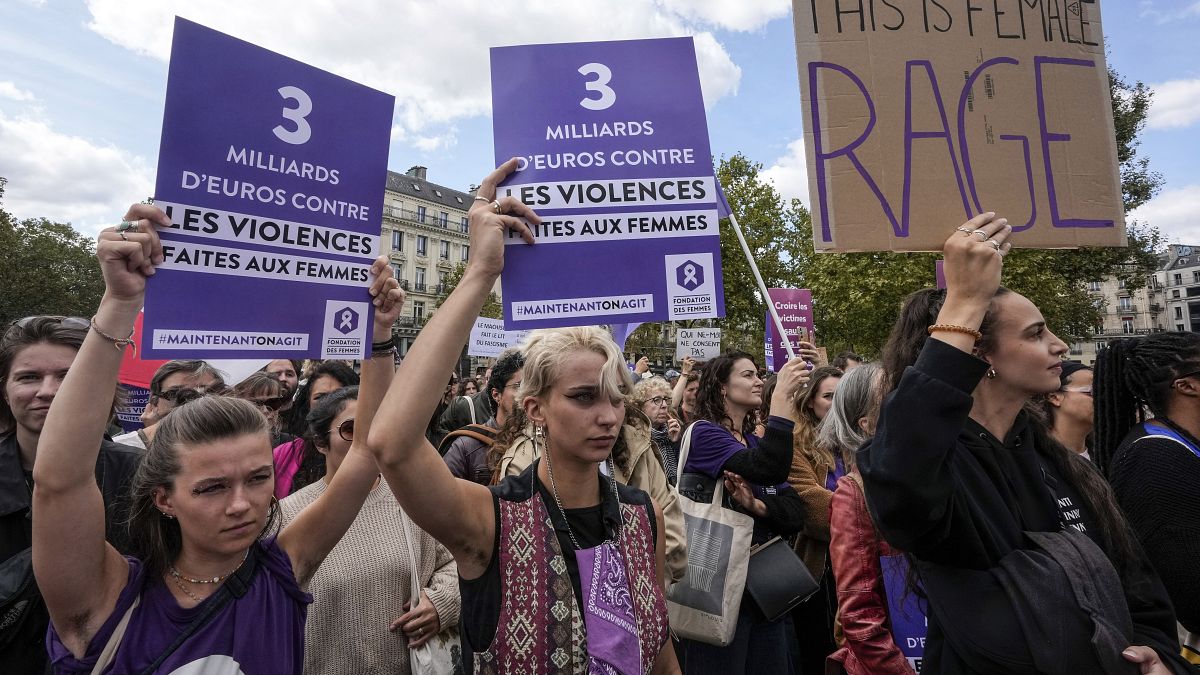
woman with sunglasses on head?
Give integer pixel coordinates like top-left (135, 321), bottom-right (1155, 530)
top-left (0, 316), bottom-right (142, 672)
top-left (367, 160), bottom-right (680, 674)
top-left (33, 203), bottom-right (405, 673)
top-left (232, 372), bottom-right (294, 448)
top-left (1094, 332), bottom-right (1200, 650)
top-left (281, 382), bottom-right (461, 673)
top-left (860, 213), bottom-right (1190, 674)
top-left (1037, 361), bottom-right (1094, 460)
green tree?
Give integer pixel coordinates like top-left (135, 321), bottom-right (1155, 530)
top-left (433, 261), bottom-right (502, 319)
top-left (0, 178), bottom-right (107, 326)
top-left (712, 153), bottom-right (809, 354)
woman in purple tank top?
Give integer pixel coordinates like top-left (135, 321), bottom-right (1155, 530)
top-left (32, 202), bottom-right (406, 674)
top-left (366, 160), bottom-right (680, 674)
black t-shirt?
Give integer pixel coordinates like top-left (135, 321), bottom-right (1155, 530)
top-left (459, 464), bottom-right (657, 653)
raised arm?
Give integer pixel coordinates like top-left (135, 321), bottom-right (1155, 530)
top-left (32, 204), bottom-right (170, 654)
top-left (670, 357), bottom-right (694, 408)
top-left (859, 213), bottom-right (1010, 555)
top-left (277, 257), bottom-right (403, 586)
top-left (367, 159), bottom-right (538, 578)
top-left (713, 357), bottom-right (810, 485)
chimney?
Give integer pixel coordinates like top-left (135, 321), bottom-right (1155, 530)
top-left (405, 165), bottom-right (428, 181)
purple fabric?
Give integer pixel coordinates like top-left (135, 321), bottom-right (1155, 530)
top-left (47, 537), bottom-right (311, 674)
top-left (577, 542), bottom-right (642, 675)
top-left (272, 437), bottom-right (307, 499)
top-left (825, 455), bottom-right (846, 492)
top-left (685, 420), bottom-right (790, 493)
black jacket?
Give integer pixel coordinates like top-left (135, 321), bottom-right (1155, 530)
top-left (1109, 420), bottom-right (1200, 633)
top-left (860, 339), bottom-right (1189, 674)
top-left (0, 433), bottom-right (142, 674)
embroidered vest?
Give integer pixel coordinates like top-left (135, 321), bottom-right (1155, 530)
top-left (475, 491), bottom-right (669, 674)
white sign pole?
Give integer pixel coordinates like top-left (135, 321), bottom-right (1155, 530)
top-left (727, 213), bottom-right (796, 360)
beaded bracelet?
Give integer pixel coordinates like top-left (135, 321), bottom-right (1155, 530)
top-left (371, 336), bottom-right (397, 351)
top-left (90, 316), bottom-right (137, 356)
top-left (927, 324), bottom-right (982, 341)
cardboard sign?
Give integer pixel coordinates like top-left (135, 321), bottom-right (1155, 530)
top-left (764, 288), bottom-right (815, 372)
top-left (793, 0), bottom-right (1125, 252)
top-left (881, 554), bottom-right (928, 671)
top-left (468, 318), bottom-right (530, 358)
top-left (676, 328), bottom-right (722, 360)
top-left (144, 18), bottom-right (394, 359)
top-left (491, 37), bottom-right (725, 329)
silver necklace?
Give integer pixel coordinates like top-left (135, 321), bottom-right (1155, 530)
top-left (169, 550), bottom-right (248, 584)
top-left (540, 428), bottom-right (622, 550)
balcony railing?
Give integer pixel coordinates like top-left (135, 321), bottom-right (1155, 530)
top-left (413, 282), bottom-right (427, 293)
top-left (384, 205), bottom-right (469, 232)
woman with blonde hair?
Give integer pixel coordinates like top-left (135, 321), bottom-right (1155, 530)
top-left (366, 160), bottom-right (679, 674)
top-left (787, 363), bottom-right (844, 673)
top-left (632, 376), bottom-right (682, 485)
top-left (33, 203), bottom-right (405, 672)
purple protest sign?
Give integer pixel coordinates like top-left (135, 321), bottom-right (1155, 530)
top-left (490, 38), bottom-right (725, 329)
top-left (880, 554), bottom-right (927, 671)
top-left (764, 288), bottom-right (814, 372)
top-left (115, 386), bottom-right (150, 433)
top-left (144, 18), bottom-right (394, 360)
top-left (935, 259), bottom-right (946, 289)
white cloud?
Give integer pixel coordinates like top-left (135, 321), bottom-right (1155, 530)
top-left (0, 112), bottom-right (153, 235)
top-left (1148, 79), bottom-right (1200, 130)
top-left (413, 129), bottom-right (458, 154)
top-left (82, 0), bottom-right (747, 135)
top-left (1138, 1), bottom-right (1200, 23)
top-left (0, 81), bottom-right (36, 102)
top-left (659, 0), bottom-right (790, 32)
top-left (1129, 183), bottom-right (1200, 244)
top-left (761, 137), bottom-right (811, 207)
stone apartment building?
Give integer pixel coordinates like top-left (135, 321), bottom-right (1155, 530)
top-left (1072, 243), bottom-right (1199, 365)
top-left (379, 166), bottom-right (478, 356)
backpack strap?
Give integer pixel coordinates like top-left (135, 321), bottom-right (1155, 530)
top-left (1140, 421), bottom-right (1200, 460)
top-left (437, 424), bottom-right (498, 453)
top-left (135, 543), bottom-right (261, 675)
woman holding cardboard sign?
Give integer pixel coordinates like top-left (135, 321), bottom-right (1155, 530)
top-left (366, 159), bottom-right (680, 674)
top-left (860, 213), bottom-right (1191, 674)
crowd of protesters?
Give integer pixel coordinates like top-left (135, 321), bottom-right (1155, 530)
top-left (1, 161), bottom-right (1197, 674)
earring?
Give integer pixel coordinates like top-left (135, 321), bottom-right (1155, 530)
top-left (986, 368), bottom-right (998, 379)
top-left (159, 510), bottom-right (174, 520)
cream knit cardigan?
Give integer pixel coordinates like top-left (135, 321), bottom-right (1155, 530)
top-left (280, 478), bottom-right (460, 674)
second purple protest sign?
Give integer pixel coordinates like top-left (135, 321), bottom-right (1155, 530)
top-left (145, 18), bottom-right (394, 360)
top-left (490, 37), bottom-right (725, 330)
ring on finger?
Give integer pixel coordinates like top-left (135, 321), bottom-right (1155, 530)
top-left (955, 226), bottom-right (975, 235)
top-left (971, 229), bottom-right (988, 241)
top-left (986, 239), bottom-right (1001, 251)
top-left (490, 200), bottom-right (503, 215)
top-left (119, 231), bottom-right (128, 241)
top-left (116, 219), bottom-right (140, 234)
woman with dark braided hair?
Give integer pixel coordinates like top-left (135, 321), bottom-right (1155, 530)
top-left (1094, 332), bottom-right (1200, 641)
top-left (861, 213), bottom-right (1190, 674)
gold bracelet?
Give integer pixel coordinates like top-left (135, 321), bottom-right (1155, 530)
top-left (927, 324), bottom-right (982, 341)
top-left (90, 316), bottom-right (137, 356)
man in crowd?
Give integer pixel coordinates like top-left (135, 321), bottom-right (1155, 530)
top-left (0, 316), bottom-right (142, 673)
top-left (441, 348), bottom-right (524, 484)
top-left (265, 358), bottom-right (302, 413)
top-left (114, 359), bottom-right (226, 449)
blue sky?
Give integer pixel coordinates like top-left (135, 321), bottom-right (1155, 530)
top-left (1, 0), bottom-right (1197, 243)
